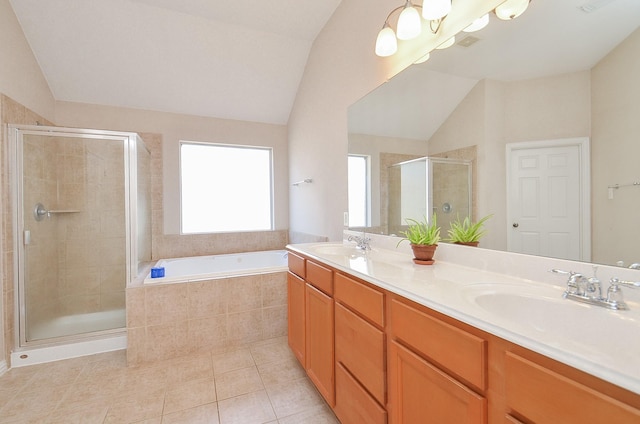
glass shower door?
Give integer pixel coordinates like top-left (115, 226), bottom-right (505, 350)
top-left (19, 131), bottom-right (128, 343)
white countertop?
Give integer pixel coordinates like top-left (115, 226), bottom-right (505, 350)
top-left (287, 240), bottom-right (640, 395)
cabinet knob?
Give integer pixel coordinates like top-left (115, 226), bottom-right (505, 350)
top-left (512, 223), bottom-right (519, 228)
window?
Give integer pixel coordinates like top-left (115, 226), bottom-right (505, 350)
top-left (180, 142), bottom-right (273, 233)
top-left (348, 154), bottom-right (370, 227)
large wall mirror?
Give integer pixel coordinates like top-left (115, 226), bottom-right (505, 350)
top-left (348, 0), bottom-right (640, 268)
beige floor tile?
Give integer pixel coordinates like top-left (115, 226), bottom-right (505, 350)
top-left (164, 378), bottom-right (217, 415)
top-left (266, 377), bottom-right (325, 419)
top-left (249, 339), bottom-right (295, 366)
top-left (277, 404), bottom-right (340, 424)
top-left (257, 357), bottom-right (305, 387)
top-left (103, 389), bottom-right (166, 423)
top-left (211, 348), bottom-right (255, 375)
top-left (166, 353), bottom-right (214, 384)
top-left (161, 402), bottom-right (219, 424)
top-left (46, 405), bottom-right (109, 424)
top-left (0, 382), bottom-right (71, 423)
top-left (215, 366), bottom-right (264, 400)
top-left (217, 390), bottom-right (276, 424)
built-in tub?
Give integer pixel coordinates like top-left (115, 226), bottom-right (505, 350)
top-left (143, 249), bottom-right (288, 284)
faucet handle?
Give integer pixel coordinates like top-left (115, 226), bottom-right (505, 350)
top-left (610, 278), bottom-right (640, 289)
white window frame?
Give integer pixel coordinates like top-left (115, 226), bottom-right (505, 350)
top-left (179, 141), bottom-right (275, 234)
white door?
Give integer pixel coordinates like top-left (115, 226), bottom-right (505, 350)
top-left (506, 139), bottom-right (590, 261)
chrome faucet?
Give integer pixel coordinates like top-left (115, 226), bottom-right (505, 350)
top-left (551, 268), bottom-right (639, 310)
top-left (348, 235), bottom-right (371, 250)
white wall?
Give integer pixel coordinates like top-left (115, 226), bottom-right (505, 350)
top-left (0, 0), bottom-right (55, 121)
top-left (55, 102), bottom-right (289, 235)
top-left (287, 0), bottom-right (505, 241)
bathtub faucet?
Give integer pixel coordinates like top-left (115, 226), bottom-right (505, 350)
top-left (348, 235), bottom-right (371, 250)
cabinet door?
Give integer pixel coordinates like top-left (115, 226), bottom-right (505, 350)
top-left (287, 272), bottom-right (305, 366)
top-left (388, 341), bottom-right (487, 424)
top-left (305, 283), bottom-right (335, 406)
top-left (505, 352), bottom-right (640, 424)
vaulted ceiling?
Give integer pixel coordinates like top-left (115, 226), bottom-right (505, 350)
top-left (9, 0), bottom-right (342, 125)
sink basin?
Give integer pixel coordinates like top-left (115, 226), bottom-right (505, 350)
top-left (461, 283), bottom-right (640, 348)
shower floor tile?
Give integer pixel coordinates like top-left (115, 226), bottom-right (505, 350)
top-left (0, 336), bottom-right (339, 424)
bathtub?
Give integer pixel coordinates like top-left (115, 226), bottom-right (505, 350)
top-left (143, 249), bottom-right (288, 284)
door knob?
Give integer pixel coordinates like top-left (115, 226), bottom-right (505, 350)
top-left (512, 223), bottom-right (519, 228)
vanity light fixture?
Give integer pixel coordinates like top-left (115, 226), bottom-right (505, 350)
top-left (375, 0), bottom-right (532, 58)
top-left (375, 0), bottom-right (451, 57)
top-left (414, 52), bottom-right (431, 64)
top-left (435, 35), bottom-right (456, 49)
top-left (495, 0), bottom-right (531, 20)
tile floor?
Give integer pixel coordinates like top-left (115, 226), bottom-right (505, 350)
top-left (0, 337), bottom-right (339, 424)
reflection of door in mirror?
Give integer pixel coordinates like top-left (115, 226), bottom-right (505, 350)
top-left (507, 138), bottom-right (590, 262)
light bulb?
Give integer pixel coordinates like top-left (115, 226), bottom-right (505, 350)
top-left (375, 25), bottom-right (398, 57)
top-left (435, 35), bottom-right (455, 49)
top-left (495, 0), bottom-right (530, 20)
top-left (463, 13), bottom-right (489, 32)
top-left (397, 4), bottom-right (422, 40)
top-left (422, 0), bottom-right (451, 21)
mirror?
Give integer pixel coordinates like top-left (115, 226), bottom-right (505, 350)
top-left (348, 0), bottom-right (640, 268)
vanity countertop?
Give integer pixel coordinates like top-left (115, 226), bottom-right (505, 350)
top-left (286, 241), bottom-right (640, 395)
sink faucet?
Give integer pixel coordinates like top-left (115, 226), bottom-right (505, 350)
top-left (348, 234), bottom-right (371, 250)
top-left (551, 268), bottom-right (639, 310)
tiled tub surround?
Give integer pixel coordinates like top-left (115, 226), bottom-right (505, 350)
top-left (126, 271), bottom-right (288, 365)
top-left (296, 231), bottom-right (640, 396)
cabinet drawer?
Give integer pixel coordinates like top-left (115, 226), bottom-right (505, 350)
top-left (335, 303), bottom-right (385, 404)
top-left (306, 260), bottom-right (333, 295)
top-left (335, 273), bottom-right (384, 327)
top-left (388, 340), bottom-right (486, 424)
top-left (335, 363), bottom-right (387, 424)
top-left (390, 299), bottom-right (486, 391)
top-left (505, 352), bottom-right (640, 424)
top-left (287, 251), bottom-right (305, 278)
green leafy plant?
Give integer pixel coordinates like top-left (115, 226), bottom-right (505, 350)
top-left (447, 214), bottom-right (492, 244)
top-left (397, 214), bottom-right (441, 246)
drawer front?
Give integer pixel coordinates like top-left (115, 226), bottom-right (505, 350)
top-left (335, 303), bottom-right (385, 404)
top-left (335, 273), bottom-right (384, 327)
top-left (306, 260), bottom-right (333, 295)
top-left (388, 340), bottom-right (486, 424)
top-left (335, 363), bottom-right (387, 424)
top-left (505, 352), bottom-right (640, 424)
top-left (390, 299), bottom-right (487, 391)
top-left (287, 251), bottom-right (306, 278)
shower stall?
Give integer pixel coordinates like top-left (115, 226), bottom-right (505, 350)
top-left (9, 125), bottom-right (151, 362)
top-left (388, 157), bottom-right (472, 236)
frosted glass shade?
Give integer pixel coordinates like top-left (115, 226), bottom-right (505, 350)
top-left (495, 0), bottom-right (530, 20)
top-left (414, 53), bottom-right (430, 64)
top-left (422, 0), bottom-right (451, 20)
top-left (463, 13), bottom-right (489, 32)
top-left (375, 26), bottom-right (398, 57)
top-left (435, 35), bottom-right (455, 49)
top-left (397, 5), bottom-right (422, 40)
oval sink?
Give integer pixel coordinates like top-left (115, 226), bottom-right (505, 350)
top-left (461, 283), bottom-right (640, 349)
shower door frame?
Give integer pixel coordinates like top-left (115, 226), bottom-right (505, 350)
top-left (9, 124), bottom-right (141, 349)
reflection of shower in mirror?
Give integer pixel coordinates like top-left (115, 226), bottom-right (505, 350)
top-left (387, 156), bottom-right (472, 236)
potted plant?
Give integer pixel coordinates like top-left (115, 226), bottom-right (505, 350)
top-left (397, 214), bottom-right (441, 265)
top-left (447, 214), bottom-right (492, 247)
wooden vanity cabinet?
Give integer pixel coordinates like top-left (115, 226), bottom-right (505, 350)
top-left (286, 252), bottom-right (335, 407)
top-left (287, 251), bottom-right (640, 424)
top-left (334, 272), bottom-right (387, 424)
top-left (387, 295), bottom-right (488, 424)
top-left (304, 260), bottom-right (335, 407)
